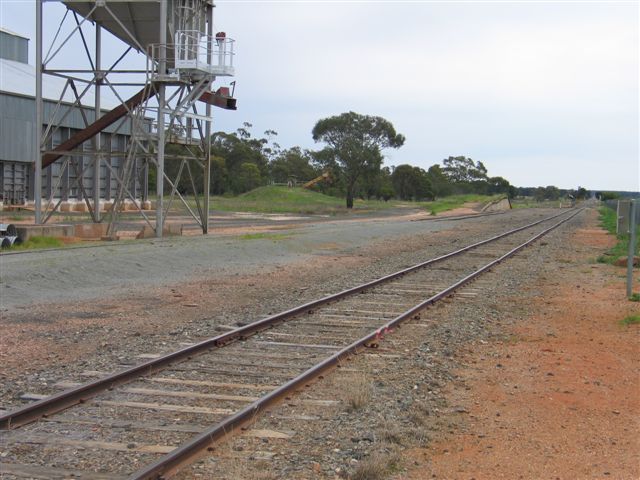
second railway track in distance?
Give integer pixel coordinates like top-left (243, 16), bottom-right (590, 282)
top-left (0, 208), bottom-right (583, 480)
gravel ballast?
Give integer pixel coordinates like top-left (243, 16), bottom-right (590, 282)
top-left (0, 207), bottom-right (583, 478)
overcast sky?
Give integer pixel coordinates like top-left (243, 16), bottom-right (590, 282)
top-left (1, 0), bottom-right (638, 191)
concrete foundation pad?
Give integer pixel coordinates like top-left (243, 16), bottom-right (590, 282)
top-left (59, 202), bottom-right (75, 212)
top-left (74, 202), bottom-right (89, 213)
top-left (136, 223), bottom-right (183, 239)
top-left (15, 224), bottom-right (74, 241)
top-left (74, 223), bottom-right (109, 239)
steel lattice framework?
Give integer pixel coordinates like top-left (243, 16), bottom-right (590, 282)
top-left (35, 0), bottom-right (236, 236)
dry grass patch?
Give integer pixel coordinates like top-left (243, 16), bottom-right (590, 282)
top-left (219, 460), bottom-right (278, 480)
top-left (341, 372), bottom-right (372, 411)
top-left (377, 418), bottom-right (430, 448)
top-left (350, 448), bottom-right (402, 480)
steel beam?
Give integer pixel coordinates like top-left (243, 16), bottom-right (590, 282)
top-left (203, 3), bottom-right (214, 234)
top-left (93, 23), bottom-right (102, 221)
top-left (41, 87), bottom-right (155, 169)
top-left (34, 0), bottom-right (43, 223)
top-left (156, 0), bottom-right (168, 238)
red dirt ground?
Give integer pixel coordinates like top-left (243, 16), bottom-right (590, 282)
top-left (404, 219), bottom-right (640, 479)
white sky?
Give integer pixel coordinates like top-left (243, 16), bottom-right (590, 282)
top-left (1, 0), bottom-right (638, 191)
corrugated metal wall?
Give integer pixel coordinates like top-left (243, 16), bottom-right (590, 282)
top-left (0, 94), bottom-right (36, 163)
top-left (0, 29), bottom-right (145, 204)
top-left (0, 30), bottom-right (28, 63)
top-left (0, 161), bottom-right (29, 203)
top-left (0, 91), bottom-right (143, 203)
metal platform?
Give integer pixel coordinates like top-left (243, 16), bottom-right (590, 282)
top-left (62, 0), bottom-right (182, 52)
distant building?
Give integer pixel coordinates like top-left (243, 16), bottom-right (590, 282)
top-left (0, 27), bottom-right (146, 204)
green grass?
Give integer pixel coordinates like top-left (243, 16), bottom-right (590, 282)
top-left (209, 186), bottom-right (405, 214)
top-left (599, 206), bottom-right (617, 234)
top-left (620, 314), bottom-right (640, 326)
top-left (597, 206), bottom-right (639, 265)
top-left (629, 293), bottom-right (640, 302)
top-left (238, 232), bottom-right (293, 241)
top-left (511, 198), bottom-right (561, 209)
top-left (417, 194), bottom-right (501, 215)
top-left (11, 235), bottom-right (64, 250)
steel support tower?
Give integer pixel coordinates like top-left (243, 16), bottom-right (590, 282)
top-left (34, 0), bottom-right (236, 237)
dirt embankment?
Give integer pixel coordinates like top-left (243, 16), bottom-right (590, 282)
top-left (406, 211), bottom-right (640, 479)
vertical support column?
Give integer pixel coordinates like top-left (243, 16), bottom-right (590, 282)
top-left (93, 23), bottom-right (102, 221)
top-left (627, 199), bottom-right (637, 298)
top-left (131, 157), bottom-right (138, 199)
top-left (156, 0), bottom-right (168, 238)
top-left (34, 0), bottom-right (43, 223)
top-left (143, 161), bottom-right (149, 202)
top-left (46, 164), bottom-right (52, 199)
top-left (61, 128), bottom-right (69, 201)
top-left (203, 2), bottom-right (213, 234)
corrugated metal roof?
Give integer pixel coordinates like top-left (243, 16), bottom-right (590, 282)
top-left (0, 27), bottom-right (29, 40)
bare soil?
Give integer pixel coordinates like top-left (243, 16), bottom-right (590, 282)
top-left (3, 207), bottom-right (635, 480)
top-left (404, 212), bottom-right (640, 479)
top-left (1, 212), bottom-right (503, 406)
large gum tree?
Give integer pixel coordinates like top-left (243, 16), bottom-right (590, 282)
top-left (312, 112), bottom-right (405, 208)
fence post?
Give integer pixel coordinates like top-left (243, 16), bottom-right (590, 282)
top-left (627, 199), bottom-right (637, 298)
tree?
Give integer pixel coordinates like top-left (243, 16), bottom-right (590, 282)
top-left (442, 156), bottom-right (487, 183)
top-left (391, 164), bottom-right (433, 201)
top-left (378, 167), bottom-right (395, 201)
top-left (231, 163), bottom-right (262, 194)
top-left (426, 164), bottom-right (451, 199)
top-left (575, 187), bottom-right (589, 200)
top-left (534, 185), bottom-right (560, 201)
top-left (598, 191), bottom-right (620, 201)
top-left (312, 112), bottom-right (405, 208)
top-left (544, 185), bottom-right (560, 200)
top-left (210, 156), bottom-right (227, 195)
top-left (269, 147), bottom-right (317, 184)
top-left (487, 176), bottom-right (512, 196)
top-left (209, 123), bottom-right (275, 193)
top-left (391, 164), bottom-right (415, 200)
top-left (441, 156), bottom-right (489, 193)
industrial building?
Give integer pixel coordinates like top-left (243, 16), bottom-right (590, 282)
top-left (0, 27), bottom-right (147, 206)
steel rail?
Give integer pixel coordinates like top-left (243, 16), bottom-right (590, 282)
top-left (413, 210), bottom-right (505, 222)
top-left (0, 209), bottom-right (575, 430)
top-left (131, 207), bottom-right (584, 480)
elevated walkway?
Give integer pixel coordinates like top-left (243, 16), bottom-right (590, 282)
top-left (62, 1), bottom-right (234, 78)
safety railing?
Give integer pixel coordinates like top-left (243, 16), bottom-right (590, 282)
top-left (147, 30), bottom-right (235, 80)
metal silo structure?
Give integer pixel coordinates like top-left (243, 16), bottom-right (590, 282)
top-left (34, 0), bottom-right (236, 236)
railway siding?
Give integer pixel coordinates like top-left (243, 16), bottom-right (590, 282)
top-left (0, 209), bottom-right (582, 479)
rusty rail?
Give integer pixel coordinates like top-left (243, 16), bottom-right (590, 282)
top-left (0, 209), bottom-right (575, 430)
top-left (130, 207), bottom-right (583, 479)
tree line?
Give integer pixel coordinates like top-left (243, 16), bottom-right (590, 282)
top-left (159, 112), bottom-right (585, 208)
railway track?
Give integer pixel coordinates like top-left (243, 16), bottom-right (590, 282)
top-left (0, 208), bottom-right (582, 479)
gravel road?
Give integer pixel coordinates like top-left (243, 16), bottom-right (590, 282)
top-left (0, 210), bottom-right (524, 313)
